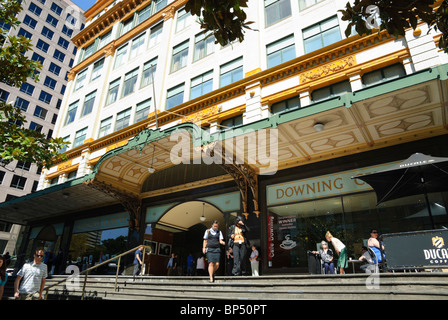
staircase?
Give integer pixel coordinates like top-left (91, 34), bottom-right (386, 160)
top-left (3, 273), bottom-right (448, 300)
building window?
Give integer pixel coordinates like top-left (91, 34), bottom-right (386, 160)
top-left (28, 3), bottom-right (42, 17)
top-left (190, 71), bottom-right (213, 100)
top-left (44, 76), bottom-right (57, 90)
top-left (91, 58), bottom-right (104, 82)
top-left (39, 91), bottom-right (52, 104)
top-left (271, 96), bottom-right (301, 114)
top-left (67, 170), bottom-right (77, 180)
top-left (49, 62), bottom-right (61, 76)
top-left (33, 106), bottom-right (48, 120)
top-left (299, 0), bottom-right (322, 10)
top-left (98, 31), bottom-right (112, 49)
top-left (32, 52), bottom-right (45, 64)
top-left (50, 3), bottom-right (62, 15)
top-left (46, 14), bottom-right (59, 28)
top-left (31, 181), bottom-right (39, 193)
top-left (65, 101), bottom-right (78, 125)
top-left (62, 25), bottom-right (73, 37)
top-left (82, 41), bottom-right (97, 61)
top-left (167, 84), bottom-right (184, 109)
top-left (176, 8), bottom-right (191, 32)
top-left (137, 5), bottom-right (151, 24)
top-left (312, 80), bottom-right (351, 103)
top-left (36, 39), bottom-right (50, 53)
top-left (20, 83), bottom-right (35, 96)
top-left (140, 58), bottom-right (157, 88)
top-left (267, 35), bottom-right (296, 68)
top-left (153, 0), bottom-right (167, 13)
top-left (135, 99), bottom-right (151, 123)
top-left (0, 89), bottom-right (9, 102)
top-left (16, 161), bottom-right (32, 171)
top-left (58, 36), bottom-right (70, 49)
top-left (23, 15), bottom-right (37, 29)
top-left (220, 57), bottom-right (243, 88)
top-left (18, 28), bottom-right (33, 39)
top-left (59, 136), bottom-right (70, 153)
top-left (115, 108), bottom-right (132, 131)
top-left (73, 127), bottom-right (88, 148)
top-left (74, 69), bottom-right (88, 91)
top-left (148, 23), bottom-right (163, 47)
top-left (303, 16), bottom-right (341, 54)
top-left (130, 33), bottom-right (145, 59)
top-left (220, 115), bottom-right (243, 131)
top-left (121, 68), bottom-right (139, 98)
top-left (119, 17), bottom-right (134, 37)
top-left (29, 121), bottom-right (43, 132)
top-left (81, 91), bottom-right (96, 117)
top-left (171, 40), bottom-right (189, 72)
top-left (114, 44), bottom-right (128, 69)
top-left (193, 32), bottom-right (215, 62)
top-left (66, 13), bottom-right (77, 27)
top-left (265, 0), bottom-right (291, 27)
top-left (41, 26), bottom-right (54, 40)
top-left (15, 97), bottom-right (30, 112)
top-left (98, 117), bottom-right (112, 138)
top-left (10, 175), bottom-right (27, 190)
top-left (362, 64), bottom-right (406, 87)
top-left (106, 78), bottom-right (120, 105)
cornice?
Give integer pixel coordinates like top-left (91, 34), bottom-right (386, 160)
top-left (72, 0), bottom-right (187, 49)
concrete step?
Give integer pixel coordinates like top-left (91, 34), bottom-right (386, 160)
top-left (3, 273), bottom-right (448, 300)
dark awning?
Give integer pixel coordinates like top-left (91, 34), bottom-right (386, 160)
top-left (0, 177), bottom-right (117, 225)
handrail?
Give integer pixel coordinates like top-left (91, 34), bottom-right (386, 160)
top-left (41, 245), bottom-right (152, 300)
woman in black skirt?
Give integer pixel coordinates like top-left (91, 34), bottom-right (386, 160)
top-left (203, 220), bottom-right (226, 283)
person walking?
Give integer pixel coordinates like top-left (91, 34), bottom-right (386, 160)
top-left (249, 245), bottom-right (259, 276)
top-left (325, 231), bottom-right (348, 274)
top-left (14, 249), bottom-right (48, 300)
top-left (0, 256), bottom-right (8, 300)
top-left (203, 220), bottom-right (225, 283)
top-left (229, 216), bottom-right (250, 276)
top-left (133, 246), bottom-right (143, 277)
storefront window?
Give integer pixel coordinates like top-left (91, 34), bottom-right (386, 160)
top-left (69, 227), bottom-right (128, 272)
top-left (267, 191), bottom-right (448, 270)
top-left (268, 196), bottom-right (343, 269)
top-left (68, 212), bottom-right (129, 273)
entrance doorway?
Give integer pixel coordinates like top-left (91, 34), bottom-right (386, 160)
top-left (143, 201), bottom-right (227, 276)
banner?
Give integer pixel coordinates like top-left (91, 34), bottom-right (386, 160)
top-left (382, 229), bottom-right (448, 270)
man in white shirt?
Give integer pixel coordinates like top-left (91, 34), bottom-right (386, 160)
top-left (14, 249), bottom-right (48, 300)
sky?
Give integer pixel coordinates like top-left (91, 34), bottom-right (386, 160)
top-left (72, 0), bottom-right (96, 11)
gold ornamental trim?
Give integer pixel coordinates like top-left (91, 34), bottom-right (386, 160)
top-left (299, 56), bottom-right (357, 84)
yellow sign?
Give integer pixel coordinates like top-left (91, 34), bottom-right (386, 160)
top-left (432, 236), bottom-right (445, 249)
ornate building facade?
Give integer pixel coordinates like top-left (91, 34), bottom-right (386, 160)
top-left (1, 0), bottom-right (447, 274)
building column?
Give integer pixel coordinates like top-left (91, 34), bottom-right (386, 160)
top-left (299, 90), bottom-right (311, 107)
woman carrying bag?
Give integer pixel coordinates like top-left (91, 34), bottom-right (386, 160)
top-left (229, 216), bottom-right (250, 276)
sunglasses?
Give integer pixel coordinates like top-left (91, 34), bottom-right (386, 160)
top-left (36, 254), bottom-right (44, 258)
top-left (371, 231), bottom-right (378, 234)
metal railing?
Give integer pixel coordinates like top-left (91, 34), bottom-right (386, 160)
top-left (42, 245), bottom-right (152, 300)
